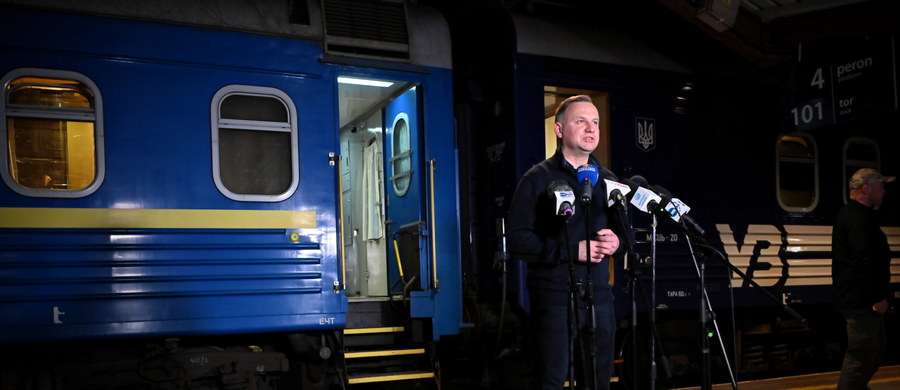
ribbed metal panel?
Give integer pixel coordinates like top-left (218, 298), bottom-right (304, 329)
top-left (0, 228), bottom-right (332, 341)
top-left (322, 0), bottom-right (410, 60)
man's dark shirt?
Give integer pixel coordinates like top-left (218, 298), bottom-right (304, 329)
top-left (832, 200), bottom-right (891, 310)
top-left (508, 150), bottom-right (624, 292)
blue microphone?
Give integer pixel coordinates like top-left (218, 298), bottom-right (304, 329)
top-left (576, 164), bottom-right (599, 204)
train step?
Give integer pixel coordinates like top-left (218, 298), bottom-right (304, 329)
top-left (347, 370), bottom-right (434, 385)
top-left (342, 299), bottom-right (437, 387)
top-left (342, 326), bottom-right (436, 386)
top-left (345, 347), bottom-right (426, 359)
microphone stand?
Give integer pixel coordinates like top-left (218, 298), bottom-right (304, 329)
top-left (581, 189), bottom-right (598, 390)
top-left (642, 187), bottom-right (735, 389)
top-left (611, 192), bottom-right (671, 390)
top-left (563, 216), bottom-right (579, 390)
top-left (613, 197), bottom-right (639, 390)
top-left (673, 217), bottom-right (805, 390)
top-left (637, 203), bottom-right (672, 390)
top-left (682, 230), bottom-right (733, 390)
top-left (635, 184), bottom-right (808, 389)
top-left (649, 213), bottom-right (658, 390)
top-left (640, 196), bottom-right (809, 390)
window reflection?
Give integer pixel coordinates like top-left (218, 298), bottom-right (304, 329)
top-left (3, 73), bottom-right (98, 193)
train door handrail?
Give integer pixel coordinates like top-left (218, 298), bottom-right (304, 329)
top-left (429, 158), bottom-right (439, 291)
top-left (331, 152), bottom-right (346, 292)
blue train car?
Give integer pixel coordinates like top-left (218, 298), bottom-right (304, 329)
top-left (446, 3), bottom-right (900, 388)
top-left (0, 1), bottom-right (461, 388)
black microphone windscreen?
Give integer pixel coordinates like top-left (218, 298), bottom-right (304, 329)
top-left (548, 179), bottom-right (572, 193)
top-left (651, 185), bottom-right (673, 198)
top-left (650, 185), bottom-right (673, 205)
top-left (598, 168), bottom-right (619, 182)
top-left (620, 178), bottom-right (640, 192)
top-left (630, 175), bottom-right (649, 187)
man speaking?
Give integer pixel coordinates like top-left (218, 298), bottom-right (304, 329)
top-left (508, 95), bottom-right (624, 389)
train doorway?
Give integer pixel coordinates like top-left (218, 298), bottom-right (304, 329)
top-left (338, 77), bottom-right (425, 298)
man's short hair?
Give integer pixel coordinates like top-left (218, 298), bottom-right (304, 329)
top-left (849, 167), bottom-right (895, 189)
top-left (554, 95), bottom-right (593, 123)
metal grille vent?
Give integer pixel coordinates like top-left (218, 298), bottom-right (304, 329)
top-left (322, 0), bottom-right (410, 60)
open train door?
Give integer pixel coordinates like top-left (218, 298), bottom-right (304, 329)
top-left (335, 79), bottom-right (433, 303)
top-left (337, 79), bottom-right (426, 299)
top-left (383, 86), bottom-right (430, 298)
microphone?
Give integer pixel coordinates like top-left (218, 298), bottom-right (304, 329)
top-left (649, 185), bottom-right (705, 236)
top-left (624, 175), bottom-right (662, 214)
top-left (597, 168), bottom-right (630, 208)
top-left (628, 176), bottom-right (706, 236)
top-left (548, 180), bottom-right (575, 217)
top-left (604, 179), bottom-right (632, 208)
top-left (576, 164), bottom-right (599, 204)
top-left (649, 185), bottom-right (680, 219)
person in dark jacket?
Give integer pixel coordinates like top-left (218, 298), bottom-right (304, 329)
top-left (832, 167), bottom-right (894, 390)
top-left (508, 95), bottom-right (624, 390)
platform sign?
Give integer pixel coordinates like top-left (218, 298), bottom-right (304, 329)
top-left (787, 35), bottom-right (897, 131)
top-left (790, 62), bottom-right (835, 131)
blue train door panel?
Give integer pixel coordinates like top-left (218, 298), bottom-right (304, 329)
top-left (384, 87), bottom-right (427, 294)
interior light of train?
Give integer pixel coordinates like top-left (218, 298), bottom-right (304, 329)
top-left (337, 76), bottom-right (393, 87)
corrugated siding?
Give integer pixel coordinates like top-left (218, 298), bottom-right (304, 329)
top-left (0, 227), bottom-right (329, 340)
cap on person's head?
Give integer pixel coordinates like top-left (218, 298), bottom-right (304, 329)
top-left (849, 168), bottom-right (896, 189)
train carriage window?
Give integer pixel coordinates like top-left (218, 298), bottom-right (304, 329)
top-left (842, 138), bottom-right (880, 203)
top-left (211, 85), bottom-right (298, 202)
top-left (776, 133), bottom-right (819, 212)
top-left (1, 68), bottom-right (104, 198)
top-left (390, 112), bottom-right (412, 196)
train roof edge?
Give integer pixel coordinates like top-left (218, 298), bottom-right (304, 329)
top-left (0, 0), bottom-right (452, 70)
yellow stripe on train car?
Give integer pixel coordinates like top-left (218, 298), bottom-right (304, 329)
top-left (0, 207), bottom-right (316, 229)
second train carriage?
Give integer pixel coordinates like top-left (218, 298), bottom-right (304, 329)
top-left (0, 1), bottom-right (461, 388)
top-left (446, 3), bottom-right (900, 388)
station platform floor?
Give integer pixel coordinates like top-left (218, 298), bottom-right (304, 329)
top-left (675, 364), bottom-right (900, 390)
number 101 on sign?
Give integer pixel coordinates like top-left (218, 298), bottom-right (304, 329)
top-left (790, 101), bottom-right (825, 126)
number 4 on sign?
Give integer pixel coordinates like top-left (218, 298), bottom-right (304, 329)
top-left (811, 67), bottom-right (825, 89)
